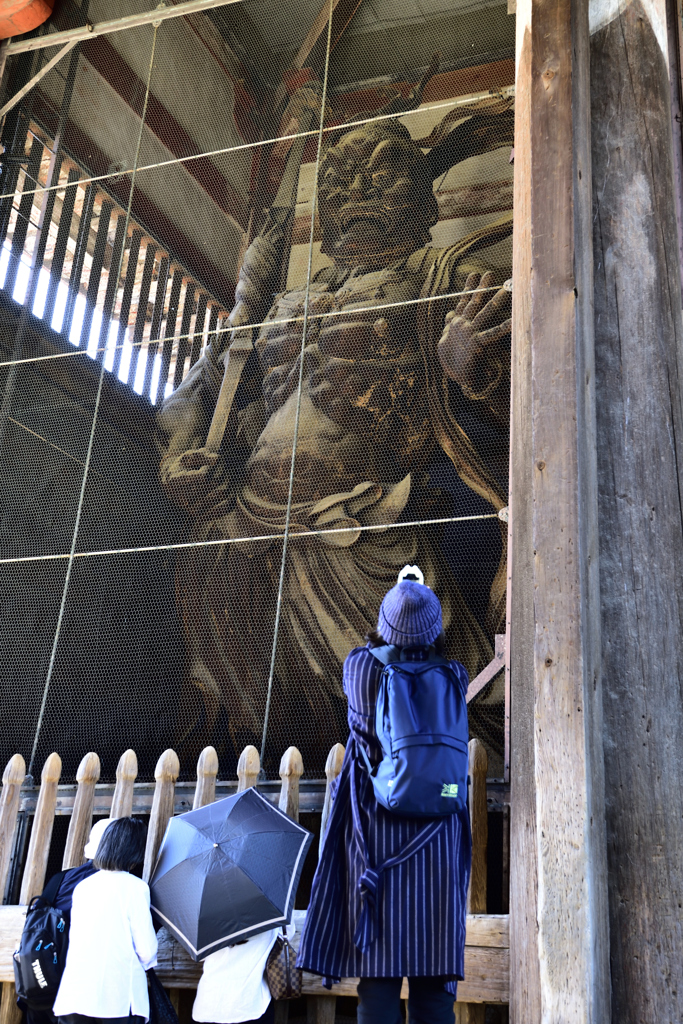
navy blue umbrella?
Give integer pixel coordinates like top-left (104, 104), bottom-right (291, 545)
top-left (149, 787), bottom-right (313, 961)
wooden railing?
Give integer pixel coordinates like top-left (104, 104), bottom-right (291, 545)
top-left (0, 742), bottom-right (508, 1024)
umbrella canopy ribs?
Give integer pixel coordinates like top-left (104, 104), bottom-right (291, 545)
top-left (149, 788), bottom-right (313, 961)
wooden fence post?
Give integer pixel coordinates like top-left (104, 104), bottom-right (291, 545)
top-left (457, 739), bottom-right (489, 1024)
top-left (0, 755), bottom-right (26, 1024)
top-left (19, 752), bottom-right (61, 904)
top-left (0, 755), bottom-right (25, 897)
top-left (0, 981), bottom-right (21, 1024)
top-left (193, 746), bottom-right (218, 809)
top-left (143, 749), bottom-right (179, 883)
top-left (319, 743), bottom-right (344, 858)
top-left (306, 997), bottom-right (336, 1024)
top-left (62, 752), bottom-right (101, 869)
top-left (111, 749), bottom-right (138, 818)
top-left (237, 745), bottom-right (259, 791)
top-left (467, 738), bottom-right (488, 915)
top-left (278, 747), bottom-right (303, 822)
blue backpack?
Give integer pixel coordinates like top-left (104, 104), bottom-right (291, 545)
top-left (359, 645), bottom-right (469, 817)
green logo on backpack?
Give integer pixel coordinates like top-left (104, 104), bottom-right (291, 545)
top-left (441, 783), bottom-right (459, 799)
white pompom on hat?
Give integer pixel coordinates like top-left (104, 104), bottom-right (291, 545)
top-left (83, 817), bottom-right (116, 859)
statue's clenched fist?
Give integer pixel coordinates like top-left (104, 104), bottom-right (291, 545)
top-left (438, 271), bottom-right (511, 389)
top-left (159, 448), bottom-right (220, 509)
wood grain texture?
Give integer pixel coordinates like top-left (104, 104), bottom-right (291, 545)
top-left (19, 753), bottom-right (61, 905)
top-left (319, 743), bottom-right (344, 857)
top-left (62, 753), bottom-right (101, 870)
top-left (509, 0), bottom-right (610, 1015)
top-left (143, 912), bottom-right (509, 1001)
top-left (467, 739), bottom-right (488, 914)
top-left (278, 747), bottom-right (303, 822)
top-left (508, 11), bottom-right (541, 1021)
top-left (0, 756), bottom-right (25, 897)
top-left (236, 745), bottom-right (260, 792)
top-left (0, 983), bottom-right (21, 1024)
top-left (590, 3), bottom-right (683, 1019)
top-left (193, 746), bottom-right (218, 810)
top-left (0, 909), bottom-right (509, 1002)
top-left (305, 995), bottom-right (336, 1023)
top-left (143, 749), bottom-right (180, 884)
top-left (110, 749), bottom-right (138, 818)
top-left (454, 1004), bottom-right (485, 1024)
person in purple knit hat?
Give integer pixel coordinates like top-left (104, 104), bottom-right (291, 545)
top-left (297, 569), bottom-right (472, 1024)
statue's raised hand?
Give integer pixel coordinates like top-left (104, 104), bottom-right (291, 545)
top-left (438, 271), bottom-right (511, 389)
top-left (159, 447), bottom-right (220, 509)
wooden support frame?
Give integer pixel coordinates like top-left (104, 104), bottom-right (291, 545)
top-left (508, 0), bottom-right (611, 1016)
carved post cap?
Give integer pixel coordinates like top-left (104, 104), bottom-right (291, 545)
top-left (116, 749), bottom-right (138, 781)
top-left (237, 746), bottom-right (260, 791)
top-left (41, 753), bottom-right (62, 783)
top-left (3, 754), bottom-right (26, 787)
top-left (76, 752), bottom-right (101, 785)
top-left (154, 749), bottom-right (180, 782)
top-left (468, 737), bottom-right (488, 775)
top-left (279, 746), bottom-right (304, 779)
top-left (324, 743), bottom-right (345, 781)
top-left (197, 746), bottom-right (218, 779)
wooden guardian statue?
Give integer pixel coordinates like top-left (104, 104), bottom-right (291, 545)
top-left (155, 71), bottom-right (514, 767)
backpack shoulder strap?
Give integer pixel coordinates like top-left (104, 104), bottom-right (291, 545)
top-left (368, 644), bottom-right (398, 666)
top-left (39, 869), bottom-right (67, 907)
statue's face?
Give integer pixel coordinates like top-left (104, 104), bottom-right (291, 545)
top-left (318, 127), bottom-right (438, 269)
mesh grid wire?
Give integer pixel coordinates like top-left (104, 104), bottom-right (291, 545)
top-left (0, 0), bottom-right (514, 784)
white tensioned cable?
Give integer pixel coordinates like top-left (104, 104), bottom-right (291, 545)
top-left (259, 0), bottom-right (334, 768)
top-left (0, 284), bottom-right (505, 369)
top-left (0, 86), bottom-right (515, 204)
top-left (0, 512), bottom-right (500, 565)
top-left (27, 24), bottom-right (161, 778)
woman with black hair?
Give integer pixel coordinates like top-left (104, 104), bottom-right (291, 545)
top-left (53, 818), bottom-right (158, 1024)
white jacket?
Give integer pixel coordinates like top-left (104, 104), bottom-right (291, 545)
top-left (192, 922), bottom-right (295, 1024)
top-left (53, 870), bottom-right (158, 1021)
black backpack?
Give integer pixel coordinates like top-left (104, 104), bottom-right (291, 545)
top-left (14, 870), bottom-right (69, 1009)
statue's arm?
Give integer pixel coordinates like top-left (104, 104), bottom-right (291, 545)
top-left (437, 270), bottom-right (511, 427)
top-left (156, 208), bottom-right (298, 501)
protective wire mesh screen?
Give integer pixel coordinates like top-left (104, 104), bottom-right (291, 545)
top-left (0, 0), bottom-right (514, 783)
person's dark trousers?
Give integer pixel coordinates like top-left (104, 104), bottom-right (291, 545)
top-left (59, 1016), bottom-right (144, 1024)
top-left (357, 977), bottom-right (454, 1024)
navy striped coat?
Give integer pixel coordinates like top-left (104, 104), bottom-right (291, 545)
top-left (297, 644), bottom-right (472, 991)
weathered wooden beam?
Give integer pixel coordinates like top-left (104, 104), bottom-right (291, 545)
top-left (0, 756), bottom-right (25, 898)
top-left (278, 747), bottom-right (303, 822)
top-left (319, 743), bottom-right (344, 857)
top-left (62, 752), bottom-right (101, 869)
top-left (143, 749), bottom-right (180, 883)
top-left (236, 745), bottom-right (260, 792)
top-left (19, 753), bottom-right (61, 905)
top-left (589, 0), bottom-right (683, 1018)
top-left (509, 0), bottom-right (610, 1016)
top-left (193, 746), bottom-right (219, 810)
top-left (110, 749), bottom-right (138, 818)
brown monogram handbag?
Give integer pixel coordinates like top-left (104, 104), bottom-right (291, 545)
top-left (265, 929), bottom-right (302, 1000)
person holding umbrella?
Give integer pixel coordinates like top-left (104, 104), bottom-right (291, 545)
top-left (297, 569), bottom-right (473, 1024)
top-left (149, 787), bottom-right (312, 1024)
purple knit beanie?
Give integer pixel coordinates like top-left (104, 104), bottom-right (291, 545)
top-left (377, 580), bottom-right (443, 647)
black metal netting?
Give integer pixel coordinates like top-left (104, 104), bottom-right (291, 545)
top-left (0, 0), bottom-right (514, 783)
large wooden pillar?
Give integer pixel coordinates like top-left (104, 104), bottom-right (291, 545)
top-left (509, 0), bottom-right (611, 1016)
top-left (590, 0), bottom-right (683, 1019)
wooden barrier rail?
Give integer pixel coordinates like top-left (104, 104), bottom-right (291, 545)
top-left (0, 741), bottom-right (508, 1023)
